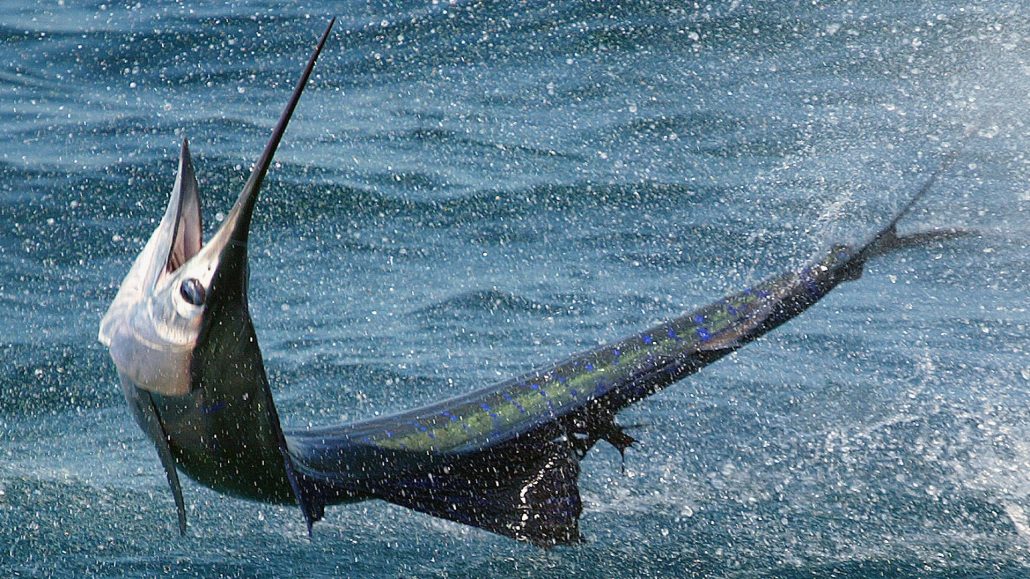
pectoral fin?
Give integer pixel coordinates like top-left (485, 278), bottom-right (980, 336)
top-left (131, 389), bottom-right (187, 535)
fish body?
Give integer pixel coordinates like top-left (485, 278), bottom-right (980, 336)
top-left (289, 244), bottom-right (860, 465)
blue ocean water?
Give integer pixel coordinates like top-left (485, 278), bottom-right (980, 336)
top-left (1, 0), bottom-right (1027, 576)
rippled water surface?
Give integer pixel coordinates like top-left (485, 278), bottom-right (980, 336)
top-left (1, 1), bottom-right (1028, 577)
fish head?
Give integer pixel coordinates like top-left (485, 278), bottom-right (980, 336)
top-left (97, 19), bottom-right (336, 516)
top-left (96, 133), bottom-right (301, 504)
top-left (98, 17), bottom-right (335, 400)
top-left (98, 137), bottom-right (262, 396)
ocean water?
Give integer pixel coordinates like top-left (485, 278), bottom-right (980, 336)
top-left (1, 0), bottom-right (1027, 576)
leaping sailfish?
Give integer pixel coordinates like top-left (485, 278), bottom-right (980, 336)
top-left (98, 19), bottom-right (965, 546)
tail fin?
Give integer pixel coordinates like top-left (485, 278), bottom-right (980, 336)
top-left (855, 136), bottom-right (968, 263)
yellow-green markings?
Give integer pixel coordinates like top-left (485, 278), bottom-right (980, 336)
top-left (364, 248), bottom-right (849, 454)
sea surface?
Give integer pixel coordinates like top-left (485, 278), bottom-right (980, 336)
top-left (1, 1), bottom-right (1027, 577)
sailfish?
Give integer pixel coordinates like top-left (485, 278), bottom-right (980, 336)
top-left (98, 19), bottom-right (965, 546)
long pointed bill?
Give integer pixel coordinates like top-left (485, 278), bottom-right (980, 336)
top-left (196, 17), bottom-right (336, 294)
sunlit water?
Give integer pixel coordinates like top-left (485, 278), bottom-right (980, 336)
top-left (1, 1), bottom-right (1027, 577)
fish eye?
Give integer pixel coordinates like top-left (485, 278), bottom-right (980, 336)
top-left (180, 278), bottom-right (206, 306)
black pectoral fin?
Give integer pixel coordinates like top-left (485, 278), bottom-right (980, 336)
top-left (157, 436), bottom-right (188, 536)
top-left (601, 424), bottom-right (637, 457)
top-left (567, 410), bottom-right (638, 474)
top-left (594, 416), bottom-right (637, 474)
top-left (137, 391), bottom-right (187, 535)
top-left (374, 442), bottom-right (583, 547)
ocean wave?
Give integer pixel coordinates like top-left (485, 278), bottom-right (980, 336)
top-left (413, 288), bottom-right (578, 321)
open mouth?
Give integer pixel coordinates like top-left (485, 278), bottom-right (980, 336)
top-left (165, 141), bottom-right (204, 275)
